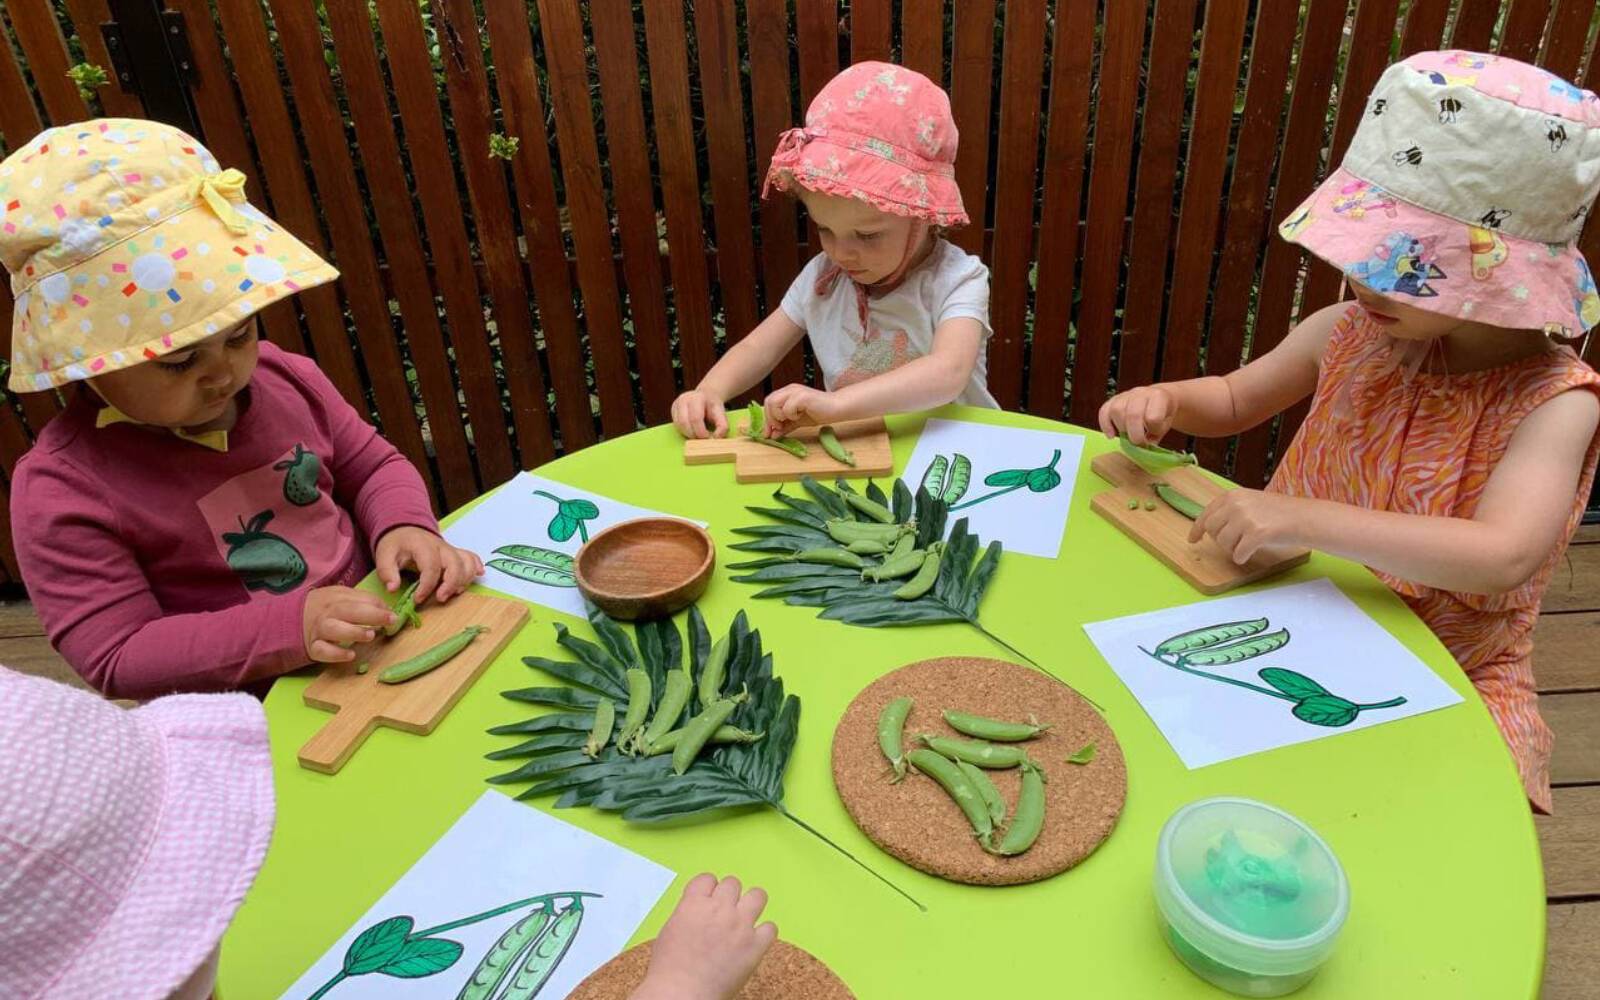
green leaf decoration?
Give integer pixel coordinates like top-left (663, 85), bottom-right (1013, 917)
top-left (920, 455), bottom-right (948, 499)
top-left (489, 559), bottom-right (576, 588)
top-left (491, 545), bottom-right (574, 571)
top-left (487, 711), bottom-right (594, 736)
top-left (1153, 618), bottom-right (1269, 657)
top-left (890, 478), bottom-right (914, 522)
top-left (983, 468), bottom-right (1030, 487)
top-left (1258, 668), bottom-right (1330, 701)
top-left (943, 454), bottom-right (972, 503)
top-left (1180, 628), bottom-right (1291, 666)
top-left (501, 686), bottom-right (601, 711)
top-left (344, 916), bottom-right (413, 975)
top-left (378, 937), bottom-right (464, 978)
top-left (1291, 694), bottom-right (1361, 727)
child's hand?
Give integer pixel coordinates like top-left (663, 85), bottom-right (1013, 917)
top-left (1098, 385), bottom-right (1177, 444)
top-left (672, 389), bottom-right (729, 439)
top-left (302, 586), bottom-right (396, 662)
top-left (764, 383), bottom-right (842, 437)
top-left (1189, 488), bottom-right (1309, 565)
top-left (374, 526), bottom-right (484, 604)
top-left (630, 873), bottom-right (777, 1000)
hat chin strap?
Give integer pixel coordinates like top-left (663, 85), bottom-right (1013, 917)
top-left (814, 219), bottom-right (934, 338)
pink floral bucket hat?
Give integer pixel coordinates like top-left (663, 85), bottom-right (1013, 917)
top-left (1279, 50), bottom-right (1600, 337)
top-left (0, 669), bottom-right (274, 999)
top-left (764, 61), bottom-right (968, 227)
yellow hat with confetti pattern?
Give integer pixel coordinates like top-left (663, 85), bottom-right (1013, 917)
top-left (2, 118), bottom-right (337, 392)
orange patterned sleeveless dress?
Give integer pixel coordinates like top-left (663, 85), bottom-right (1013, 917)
top-left (1269, 305), bottom-right (1600, 813)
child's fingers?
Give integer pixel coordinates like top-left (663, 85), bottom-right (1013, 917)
top-left (409, 545), bottom-right (443, 604)
top-left (1097, 398), bottom-right (1119, 439)
top-left (321, 618), bottom-right (378, 648)
top-left (753, 921), bottom-right (778, 949)
top-left (308, 638), bottom-right (355, 663)
top-left (335, 593), bottom-right (396, 628)
top-left (735, 885), bottom-right (769, 923)
top-left (682, 872), bottom-right (719, 899)
top-left (375, 551), bottom-right (402, 592)
top-left (712, 875), bottom-right (744, 905)
top-left (707, 403), bottom-right (728, 438)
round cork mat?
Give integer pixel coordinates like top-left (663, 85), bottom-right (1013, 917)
top-left (567, 939), bottom-right (854, 1000)
top-left (832, 657), bottom-right (1126, 886)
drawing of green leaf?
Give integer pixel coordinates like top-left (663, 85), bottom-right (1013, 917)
top-left (920, 455), bottom-right (948, 498)
top-left (1258, 668), bottom-right (1330, 701)
top-left (548, 514), bottom-right (578, 542)
top-left (1154, 618), bottom-right (1269, 657)
top-left (983, 468), bottom-right (1029, 487)
top-left (943, 454), bottom-right (972, 503)
top-left (343, 916), bottom-right (412, 975)
top-left (1179, 628), bottom-right (1290, 666)
top-left (379, 937), bottom-right (464, 978)
top-left (1291, 694), bottom-right (1361, 727)
top-left (1026, 466), bottom-right (1062, 492)
top-left (562, 499), bottom-right (601, 520)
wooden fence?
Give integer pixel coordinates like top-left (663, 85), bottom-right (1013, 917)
top-left (1, 0), bottom-right (1599, 591)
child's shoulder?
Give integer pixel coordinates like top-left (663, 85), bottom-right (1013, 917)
top-left (926, 238), bottom-right (988, 282)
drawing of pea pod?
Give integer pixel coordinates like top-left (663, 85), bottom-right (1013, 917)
top-left (455, 906), bottom-right (552, 1000)
top-left (1179, 628), bottom-right (1290, 666)
top-left (489, 558), bottom-right (577, 588)
top-left (500, 897), bottom-right (585, 999)
top-left (493, 545), bottom-right (575, 572)
top-left (943, 453), bottom-right (972, 504)
top-left (920, 455), bottom-right (949, 498)
top-left (1154, 618), bottom-right (1269, 657)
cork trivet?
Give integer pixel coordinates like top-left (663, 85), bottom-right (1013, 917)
top-left (832, 657), bottom-right (1126, 885)
top-left (567, 939), bottom-right (855, 1000)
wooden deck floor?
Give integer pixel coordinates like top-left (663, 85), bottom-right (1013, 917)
top-left (3, 532), bottom-right (1597, 994)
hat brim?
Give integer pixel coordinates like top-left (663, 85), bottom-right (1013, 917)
top-left (766, 138), bottom-right (969, 228)
top-left (1279, 166), bottom-right (1599, 336)
top-left (46, 694), bottom-right (274, 1000)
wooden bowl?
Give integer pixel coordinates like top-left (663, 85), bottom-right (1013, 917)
top-left (574, 518), bottom-right (715, 620)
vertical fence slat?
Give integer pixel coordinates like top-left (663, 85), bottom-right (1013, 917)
top-left (1195, 0), bottom-right (1301, 470)
top-left (1069, 0), bottom-right (1147, 427)
top-left (985, 0), bottom-right (1046, 409)
top-left (212, 0), bottom-right (369, 409)
top-left (1158, 0), bottom-right (1252, 397)
top-left (62, 0), bottom-right (144, 117)
top-left (1500, 0), bottom-right (1554, 60)
top-left (899, 0), bottom-right (945, 83)
top-left (1399, 0), bottom-right (1453, 55)
top-left (587, 4), bottom-right (679, 425)
top-left (1451, 0), bottom-right (1505, 49)
top-left (1232, 0), bottom-right (1350, 487)
top-left (1116, 0), bottom-right (1203, 395)
top-left (322, 0), bottom-right (478, 507)
top-left (852, 0), bottom-right (894, 63)
top-left (796, 0), bottom-right (840, 107)
top-left (947, 0), bottom-right (997, 258)
top-left (642, 1), bottom-right (719, 388)
top-left (1025, 0), bottom-right (1094, 418)
top-left (7, 0), bottom-right (91, 123)
top-left (267, 0), bottom-right (437, 507)
top-left (0, 17), bottom-right (45, 149)
top-left (1541, 0), bottom-right (1594, 76)
top-left (164, 0), bottom-right (307, 356)
top-left (370, 0), bottom-right (515, 486)
top-left (695, 1), bottom-right (763, 354)
top-left (747, 0), bottom-right (808, 388)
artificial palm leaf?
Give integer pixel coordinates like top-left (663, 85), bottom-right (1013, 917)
top-left (488, 605), bottom-right (921, 909)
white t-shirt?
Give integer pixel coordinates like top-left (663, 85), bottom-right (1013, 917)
top-left (778, 240), bottom-right (999, 408)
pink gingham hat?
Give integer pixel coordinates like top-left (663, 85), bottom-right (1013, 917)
top-left (764, 61), bottom-right (969, 227)
top-left (0, 668), bottom-right (274, 999)
top-left (1279, 50), bottom-right (1600, 336)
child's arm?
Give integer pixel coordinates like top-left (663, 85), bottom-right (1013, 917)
top-left (764, 316), bottom-right (984, 434)
top-left (1098, 302), bottom-right (1343, 443)
top-left (672, 309), bottom-right (808, 438)
top-left (1191, 387), bottom-right (1600, 594)
top-left (630, 873), bottom-right (776, 1000)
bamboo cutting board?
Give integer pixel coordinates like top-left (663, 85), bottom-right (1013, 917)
top-left (1090, 452), bottom-right (1309, 594)
top-left (682, 416), bottom-right (893, 482)
top-left (297, 591), bottom-right (528, 774)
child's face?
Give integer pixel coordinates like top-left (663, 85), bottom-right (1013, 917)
top-left (89, 317), bottom-right (260, 430)
top-left (800, 190), bottom-right (916, 284)
top-left (1345, 278), bottom-right (1463, 340)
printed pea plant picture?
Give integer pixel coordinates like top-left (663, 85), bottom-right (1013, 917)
top-left (442, 472), bottom-right (704, 619)
top-left (902, 418), bottom-right (1085, 558)
top-left (1082, 579), bottom-right (1463, 768)
top-left (280, 790), bottom-right (673, 1000)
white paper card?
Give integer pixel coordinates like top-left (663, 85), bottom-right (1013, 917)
top-left (1082, 578), bottom-right (1464, 768)
top-left (280, 790), bottom-right (674, 999)
top-left (902, 418), bottom-right (1085, 558)
top-left (444, 471), bottom-right (703, 618)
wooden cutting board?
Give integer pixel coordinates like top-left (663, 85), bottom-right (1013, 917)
top-left (682, 415), bottom-right (893, 482)
top-left (1090, 452), bottom-right (1309, 594)
top-left (298, 590), bottom-right (529, 774)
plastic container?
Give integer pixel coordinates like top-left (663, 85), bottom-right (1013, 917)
top-left (1154, 797), bottom-right (1349, 997)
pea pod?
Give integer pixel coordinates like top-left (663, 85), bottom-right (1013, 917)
top-left (906, 748), bottom-right (994, 846)
top-left (887, 532), bottom-right (915, 560)
top-left (644, 725), bottom-right (764, 755)
top-left (846, 539), bottom-right (887, 555)
top-left (918, 733), bottom-right (1035, 769)
top-left (791, 547), bottom-right (866, 569)
top-left (877, 696), bottom-right (913, 782)
top-left (378, 625), bottom-right (488, 684)
top-left (456, 905), bottom-right (552, 1000)
top-left (957, 759), bottom-right (1006, 826)
top-left (1153, 481), bottom-right (1205, 520)
top-left (697, 635), bottom-right (730, 708)
top-left (500, 898), bottom-right (585, 999)
top-left (616, 669), bottom-right (652, 750)
top-left (1119, 433), bottom-right (1197, 472)
top-left (746, 401), bottom-right (764, 436)
top-left (672, 692), bottom-right (748, 775)
top-left (640, 670), bottom-right (693, 751)
top-left (863, 549), bottom-right (926, 582)
top-left (825, 519), bottom-right (906, 545)
top-left (383, 579), bottom-right (421, 637)
top-left (583, 697), bottom-right (616, 757)
top-left (942, 709), bottom-right (1051, 742)
top-left (752, 434), bottom-right (809, 459)
top-left (844, 491), bottom-right (896, 524)
top-left (993, 762), bottom-right (1047, 856)
top-left (893, 544), bottom-right (943, 600)
top-left (818, 425), bottom-right (856, 466)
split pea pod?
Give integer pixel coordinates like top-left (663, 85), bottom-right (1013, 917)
top-left (877, 696), bottom-right (913, 782)
top-left (616, 669), bottom-right (652, 750)
top-left (818, 425), bottom-right (856, 466)
top-left (644, 725), bottom-right (764, 755)
top-left (378, 625), bottom-right (488, 684)
top-left (844, 491), bottom-right (896, 524)
top-left (942, 709), bottom-right (1052, 742)
top-left (698, 635), bottom-right (730, 708)
top-left (957, 759), bottom-right (1006, 825)
top-left (790, 547), bottom-right (866, 569)
top-left (993, 762), bottom-right (1047, 856)
top-left (906, 748), bottom-right (994, 845)
top-left (919, 733), bottom-right (1035, 769)
top-left (583, 697), bottom-right (616, 757)
top-left (846, 539), bottom-right (887, 555)
top-left (383, 579), bottom-right (421, 637)
top-left (893, 543), bottom-right (943, 600)
top-left (825, 519), bottom-right (905, 545)
top-left (1119, 433), bottom-right (1197, 472)
top-left (1153, 482), bottom-right (1205, 520)
top-left (500, 898), bottom-right (585, 999)
top-left (672, 693), bottom-right (748, 775)
top-left (640, 669), bottom-right (693, 750)
top-left (863, 549), bottom-right (927, 582)
top-left (752, 434), bottom-right (809, 459)
top-left (457, 905), bottom-right (552, 1000)
top-left (746, 400), bottom-right (764, 436)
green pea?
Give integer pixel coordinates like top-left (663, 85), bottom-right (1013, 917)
top-left (355, 662), bottom-right (369, 675)
top-left (918, 733), bottom-right (1035, 769)
top-left (877, 696), bottom-right (913, 782)
top-left (818, 425), bottom-right (856, 467)
top-left (584, 697), bottom-right (616, 757)
top-left (993, 762), bottom-right (1047, 856)
top-left (791, 547), bottom-right (866, 569)
top-left (846, 539), bottom-right (887, 555)
top-left (378, 625), bottom-right (488, 683)
top-left (1144, 500), bottom-right (1158, 511)
top-left (942, 709), bottom-right (1051, 742)
top-left (672, 692), bottom-right (748, 775)
top-left (1127, 499), bottom-right (1140, 510)
top-left (957, 759), bottom-right (1006, 826)
top-left (643, 725), bottom-right (764, 755)
top-left (892, 544), bottom-right (943, 600)
top-left (863, 549), bottom-right (927, 582)
top-left (844, 491), bottom-right (896, 524)
top-left (640, 670), bottom-right (692, 751)
top-left (616, 668), bottom-right (652, 750)
top-left (906, 748), bottom-right (994, 846)
top-left (697, 635), bottom-right (730, 708)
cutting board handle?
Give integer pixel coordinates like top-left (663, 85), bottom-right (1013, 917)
top-left (298, 705), bottom-right (378, 775)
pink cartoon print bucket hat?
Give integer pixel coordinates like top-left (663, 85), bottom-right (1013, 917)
top-left (1278, 50), bottom-right (1600, 337)
top-left (764, 61), bottom-right (969, 227)
top-left (1, 118), bottom-right (338, 392)
top-left (0, 668), bottom-right (274, 1000)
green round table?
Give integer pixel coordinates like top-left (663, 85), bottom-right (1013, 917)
top-left (221, 406), bottom-right (1543, 998)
